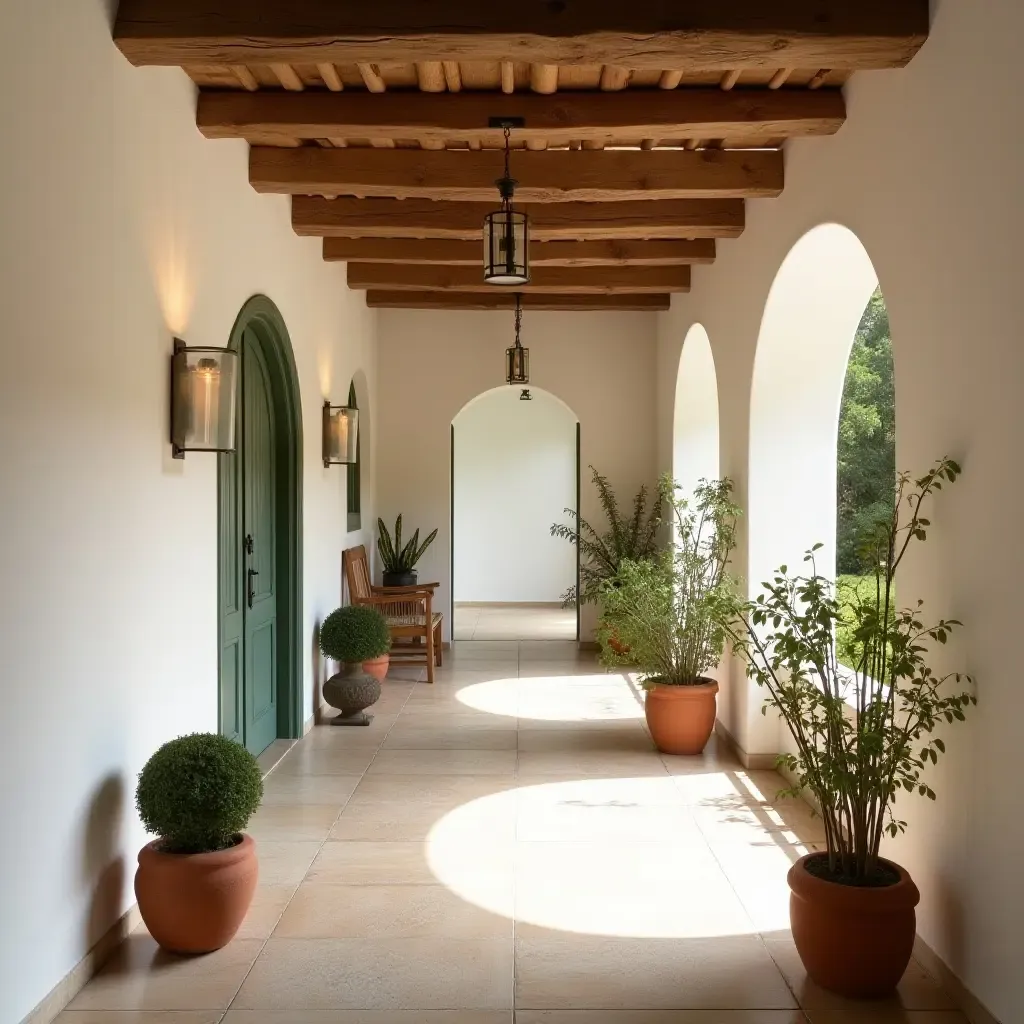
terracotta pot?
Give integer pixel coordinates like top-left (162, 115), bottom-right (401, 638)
top-left (607, 632), bottom-right (631, 656)
top-left (135, 834), bottom-right (258, 954)
top-left (361, 654), bottom-right (390, 681)
top-left (788, 852), bottom-right (920, 998)
top-left (644, 678), bottom-right (718, 755)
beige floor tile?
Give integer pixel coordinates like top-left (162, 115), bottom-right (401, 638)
top-left (516, 750), bottom-right (668, 777)
top-left (516, 1014), bottom-right (807, 1023)
top-left (257, 739), bottom-right (297, 776)
top-left (235, 884), bottom-right (298, 939)
top-left (247, 804), bottom-right (342, 842)
top-left (764, 938), bottom-right (956, 1012)
top-left (251, 841), bottom-right (323, 886)
top-left (57, 1014), bottom-right (226, 1023)
top-left (260, 773), bottom-right (361, 806)
top-left (274, 882), bottom-right (512, 938)
top-left (224, 1013), bottom-right (510, 1024)
top-left (66, 935), bottom-right (263, 1011)
top-left (804, 1012), bottom-right (967, 1023)
top-left (232, 937), bottom-right (513, 1009)
top-left (270, 745), bottom-right (379, 776)
top-left (518, 725), bottom-right (654, 752)
top-left (514, 932), bottom-right (796, 1009)
top-left (693, 802), bottom-right (826, 846)
top-left (382, 725), bottom-right (518, 750)
top-left (670, 769), bottom-right (789, 807)
top-left (347, 773), bottom-right (516, 805)
top-left (367, 747), bottom-right (517, 775)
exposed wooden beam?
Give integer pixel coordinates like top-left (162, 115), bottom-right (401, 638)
top-left (114, 1), bottom-right (929, 71)
top-left (323, 237), bottom-right (717, 266)
top-left (500, 61), bottom-right (515, 93)
top-left (293, 196), bottom-right (745, 240)
top-left (530, 64), bottom-right (558, 94)
top-left (198, 88), bottom-right (845, 147)
top-left (317, 62), bottom-right (344, 91)
top-left (348, 263), bottom-right (690, 293)
top-left (250, 147), bottom-right (784, 201)
top-left (366, 291), bottom-right (672, 311)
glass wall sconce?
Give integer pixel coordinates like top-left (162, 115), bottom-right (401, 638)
top-left (170, 339), bottom-right (238, 460)
top-left (322, 400), bottom-right (359, 467)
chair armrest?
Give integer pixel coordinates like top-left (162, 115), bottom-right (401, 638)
top-left (372, 582), bottom-right (440, 595)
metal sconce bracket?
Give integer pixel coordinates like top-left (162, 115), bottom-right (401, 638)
top-left (171, 338), bottom-right (187, 459)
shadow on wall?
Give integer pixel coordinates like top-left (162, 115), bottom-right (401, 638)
top-left (81, 773), bottom-right (126, 952)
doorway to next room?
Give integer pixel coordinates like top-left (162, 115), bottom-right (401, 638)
top-left (451, 386), bottom-right (579, 642)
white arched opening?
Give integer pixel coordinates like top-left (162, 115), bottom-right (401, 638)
top-left (746, 224), bottom-right (879, 752)
top-left (452, 385), bottom-right (579, 641)
top-left (673, 323), bottom-right (720, 501)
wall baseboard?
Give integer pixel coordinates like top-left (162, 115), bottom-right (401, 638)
top-left (914, 937), bottom-right (1001, 1024)
top-left (20, 903), bottom-right (142, 1024)
top-left (714, 719), bottom-right (780, 770)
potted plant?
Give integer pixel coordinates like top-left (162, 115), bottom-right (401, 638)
top-left (726, 458), bottom-right (975, 998)
top-left (319, 604), bottom-right (391, 725)
top-left (600, 477), bottom-right (740, 754)
top-left (377, 514), bottom-right (438, 587)
top-left (134, 732), bottom-right (263, 954)
top-left (550, 466), bottom-right (668, 651)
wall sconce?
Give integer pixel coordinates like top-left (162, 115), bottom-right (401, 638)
top-left (171, 339), bottom-right (238, 460)
top-left (322, 400), bottom-right (359, 467)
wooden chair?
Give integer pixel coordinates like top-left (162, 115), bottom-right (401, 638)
top-left (342, 545), bottom-right (443, 684)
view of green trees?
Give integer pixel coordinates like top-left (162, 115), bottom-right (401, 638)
top-left (837, 289), bottom-right (895, 576)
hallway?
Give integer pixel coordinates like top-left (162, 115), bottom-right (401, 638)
top-left (59, 643), bottom-right (963, 1021)
top-left (453, 604), bottom-right (578, 641)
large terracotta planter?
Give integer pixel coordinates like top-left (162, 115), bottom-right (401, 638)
top-left (788, 852), bottom-right (920, 998)
top-left (361, 654), bottom-right (390, 681)
top-left (135, 834), bottom-right (258, 954)
top-left (644, 678), bottom-right (718, 755)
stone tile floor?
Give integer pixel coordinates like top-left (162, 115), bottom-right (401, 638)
top-left (453, 604), bottom-right (577, 641)
top-left (59, 642), bottom-right (966, 1024)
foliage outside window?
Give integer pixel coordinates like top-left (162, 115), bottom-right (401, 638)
top-left (347, 381), bottom-right (361, 531)
top-left (550, 466), bottom-right (667, 608)
top-left (726, 458), bottom-right (975, 884)
top-left (599, 477), bottom-right (741, 686)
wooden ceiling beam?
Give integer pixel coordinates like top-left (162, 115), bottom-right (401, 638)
top-left (251, 147), bottom-right (784, 201)
top-left (293, 196), bottom-right (745, 240)
top-left (366, 291), bottom-right (672, 311)
top-left (347, 263), bottom-right (690, 294)
top-left (114, 1), bottom-right (929, 71)
top-left (199, 88), bottom-right (845, 146)
top-left (323, 237), bottom-right (716, 266)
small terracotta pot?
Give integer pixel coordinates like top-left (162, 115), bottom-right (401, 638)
top-left (135, 834), bottom-right (258, 954)
top-left (607, 632), bottom-right (631, 656)
top-left (788, 853), bottom-right (920, 998)
top-left (644, 678), bottom-right (718, 755)
top-left (361, 654), bottom-right (390, 681)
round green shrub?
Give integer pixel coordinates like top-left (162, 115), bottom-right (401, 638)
top-left (319, 604), bottom-right (391, 663)
top-left (136, 733), bottom-right (263, 854)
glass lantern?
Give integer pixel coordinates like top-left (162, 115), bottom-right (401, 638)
top-left (171, 341), bottom-right (238, 459)
top-left (322, 401), bottom-right (359, 467)
top-left (484, 208), bottom-right (529, 285)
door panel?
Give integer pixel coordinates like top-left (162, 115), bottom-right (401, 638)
top-left (242, 330), bottom-right (279, 757)
top-left (219, 414), bottom-right (244, 745)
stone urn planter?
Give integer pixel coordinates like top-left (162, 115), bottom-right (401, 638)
top-left (136, 834), bottom-right (258, 954)
top-left (788, 852), bottom-right (920, 997)
top-left (323, 667), bottom-right (381, 726)
top-left (644, 678), bottom-right (719, 755)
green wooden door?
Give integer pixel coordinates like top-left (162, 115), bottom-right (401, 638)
top-left (241, 331), bottom-right (279, 756)
top-left (219, 328), bottom-right (279, 757)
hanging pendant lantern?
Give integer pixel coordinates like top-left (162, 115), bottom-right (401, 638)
top-left (505, 294), bottom-right (530, 385)
top-left (484, 123), bottom-right (530, 286)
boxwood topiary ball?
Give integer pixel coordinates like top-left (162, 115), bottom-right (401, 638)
top-left (136, 733), bottom-right (263, 854)
top-left (319, 604), bottom-right (391, 664)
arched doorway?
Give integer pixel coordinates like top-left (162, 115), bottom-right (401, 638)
top-left (218, 295), bottom-right (303, 756)
top-left (451, 385), bottom-right (580, 642)
top-left (673, 323), bottom-right (720, 503)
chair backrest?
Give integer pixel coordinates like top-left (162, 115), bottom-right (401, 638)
top-left (343, 545), bottom-right (372, 602)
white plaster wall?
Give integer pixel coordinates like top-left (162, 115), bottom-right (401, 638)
top-left (453, 388), bottom-right (577, 603)
top-left (654, 0), bottom-right (1024, 1016)
top-left (0, 3), bottom-right (378, 1020)
top-left (378, 309), bottom-right (658, 641)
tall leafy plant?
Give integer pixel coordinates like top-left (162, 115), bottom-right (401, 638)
top-left (550, 466), bottom-right (666, 607)
top-left (600, 477), bottom-right (740, 685)
top-left (726, 458), bottom-right (975, 883)
top-left (377, 514), bottom-right (438, 573)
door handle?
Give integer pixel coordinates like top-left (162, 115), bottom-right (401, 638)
top-left (247, 568), bottom-right (259, 609)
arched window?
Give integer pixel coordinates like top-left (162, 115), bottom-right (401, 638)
top-left (347, 381), bottom-right (361, 531)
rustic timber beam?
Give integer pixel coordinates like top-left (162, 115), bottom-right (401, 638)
top-left (251, 147), bottom-right (784, 202)
top-left (347, 264), bottom-right (691, 294)
top-left (293, 196), bottom-right (745, 240)
top-left (365, 291), bottom-right (672, 311)
top-left (114, 1), bottom-right (929, 71)
top-left (323, 237), bottom-right (716, 266)
top-left (199, 88), bottom-right (846, 147)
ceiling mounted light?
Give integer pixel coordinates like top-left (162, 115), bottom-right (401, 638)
top-left (506, 294), bottom-right (530, 386)
top-left (483, 120), bottom-right (529, 286)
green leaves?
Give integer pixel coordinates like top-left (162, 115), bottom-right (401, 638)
top-left (377, 515), bottom-right (437, 572)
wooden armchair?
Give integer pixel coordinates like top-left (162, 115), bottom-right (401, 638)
top-left (342, 545), bottom-right (443, 684)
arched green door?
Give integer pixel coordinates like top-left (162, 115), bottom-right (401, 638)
top-left (219, 298), bottom-right (303, 756)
